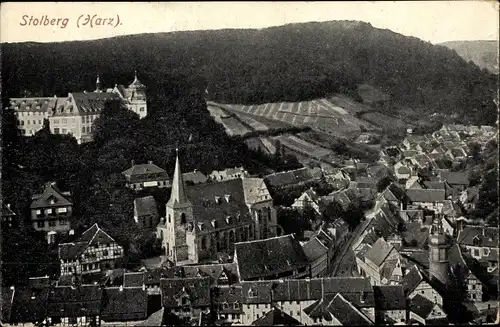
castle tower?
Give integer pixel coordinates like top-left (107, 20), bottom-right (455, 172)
top-left (126, 70), bottom-right (147, 118)
top-left (428, 214), bottom-right (450, 286)
top-left (95, 75), bottom-right (102, 93)
top-left (165, 150), bottom-right (193, 263)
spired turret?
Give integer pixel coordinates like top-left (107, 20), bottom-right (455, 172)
top-left (95, 75), bottom-right (102, 93)
top-left (428, 214), bottom-right (450, 286)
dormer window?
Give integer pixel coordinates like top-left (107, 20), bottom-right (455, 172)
top-left (226, 216), bottom-right (232, 225)
top-left (236, 213), bottom-right (241, 222)
top-left (225, 194), bottom-right (231, 203)
top-left (215, 196), bottom-right (221, 204)
top-left (248, 289), bottom-right (257, 297)
top-left (50, 198), bottom-right (56, 205)
top-left (198, 222), bottom-right (204, 231)
top-left (211, 220), bottom-right (218, 228)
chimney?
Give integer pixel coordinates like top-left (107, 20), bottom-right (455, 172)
top-left (119, 285), bottom-right (124, 292)
top-left (69, 229), bottom-right (75, 236)
top-left (142, 284), bottom-right (146, 291)
top-left (6, 203), bottom-right (10, 209)
top-left (148, 160), bottom-right (153, 165)
top-left (482, 228), bottom-right (486, 237)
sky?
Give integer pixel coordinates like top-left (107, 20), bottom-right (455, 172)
top-left (1, 1), bottom-right (498, 44)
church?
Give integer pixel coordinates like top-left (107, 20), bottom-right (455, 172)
top-left (156, 153), bottom-right (280, 265)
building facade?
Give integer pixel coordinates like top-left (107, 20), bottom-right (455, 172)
top-left (157, 154), bottom-right (278, 265)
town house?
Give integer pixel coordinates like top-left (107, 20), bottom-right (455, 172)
top-left (133, 196), bottom-right (160, 229)
top-left (58, 223), bottom-right (124, 277)
top-left (373, 285), bottom-right (407, 325)
top-left (122, 161), bottom-right (170, 191)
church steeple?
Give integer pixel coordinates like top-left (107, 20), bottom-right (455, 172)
top-left (95, 74), bottom-right (102, 93)
top-left (167, 149), bottom-right (191, 208)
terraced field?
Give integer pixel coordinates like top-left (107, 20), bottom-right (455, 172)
top-left (211, 97), bottom-right (379, 139)
top-left (273, 134), bottom-right (334, 161)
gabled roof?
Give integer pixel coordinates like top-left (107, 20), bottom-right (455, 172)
top-left (122, 162), bottom-right (167, 177)
top-left (30, 182), bottom-right (72, 209)
top-left (252, 307), bottom-right (302, 326)
top-left (9, 97), bottom-right (59, 112)
top-left (134, 196), bottom-right (159, 218)
top-left (264, 167), bottom-right (321, 188)
top-left (212, 285), bottom-right (244, 313)
top-left (242, 177), bottom-right (272, 204)
top-left (302, 237), bottom-right (328, 262)
top-left (101, 287), bottom-right (148, 322)
top-left (327, 293), bottom-right (373, 325)
top-left (365, 238), bottom-right (396, 267)
top-left (160, 277), bottom-right (211, 307)
top-left (124, 272), bottom-right (145, 287)
top-left (406, 189), bottom-right (446, 203)
top-left (183, 262), bottom-right (239, 285)
top-left (457, 226), bottom-right (499, 248)
top-left (373, 285), bottom-right (406, 310)
top-left (235, 234), bottom-right (309, 280)
top-left (439, 171), bottom-right (469, 186)
top-left (47, 285), bottom-right (102, 317)
top-left (58, 223), bottom-right (117, 260)
top-left (409, 294), bottom-right (438, 319)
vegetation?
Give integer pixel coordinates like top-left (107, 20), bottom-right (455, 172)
top-left (2, 21), bottom-right (497, 127)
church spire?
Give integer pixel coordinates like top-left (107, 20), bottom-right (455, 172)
top-left (167, 149), bottom-right (190, 208)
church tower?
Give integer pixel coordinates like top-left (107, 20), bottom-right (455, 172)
top-left (165, 150), bottom-right (193, 263)
top-left (428, 214), bottom-right (450, 287)
top-left (95, 75), bottom-right (102, 93)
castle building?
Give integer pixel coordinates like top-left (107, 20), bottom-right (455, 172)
top-left (8, 72), bottom-right (147, 143)
top-left (156, 152), bottom-right (279, 265)
top-left (428, 215), bottom-right (450, 286)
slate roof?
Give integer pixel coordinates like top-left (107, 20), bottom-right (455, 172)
top-left (457, 226), bottom-right (499, 248)
top-left (402, 265), bottom-right (425, 295)
top-left (185, 178), bottom-right (253, 231)
top-left (364, 238), bottom-right (396, 267)
top-left (101, 287), bottom-right (148, 322)
top-left (134, 196), bottom-right (159, 217)
top-left (373, 285), bottom-right (406, 310)
top-left (327, 293), bottom-right (373, 325)
top-left (235, 234), bottom-right (309, 280)
top-left (183, 170), bottom-right (208, 184)
top-left (302, 237), bottom-right (329, 262)
top-left (47, 285), bottom-right (102, 317)
top-left (160, 277), bottom-right (211, 308)
top-left (439, 171), bottom-right (469, 186)
top-left (252, 307), bottom-right (301, 326)
top-left (124, 272), bottom-right (146, 287)
top-left (58, 223), bottom-right (117, 260)
top-left (406, 189), bottom-right (446, 203)
top-left (30, 182), bottom-right (72, 209)
top-left (409, 294), bottom-right (436, 319)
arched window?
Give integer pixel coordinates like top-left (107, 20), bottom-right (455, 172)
top-left (181, 213), bottom-right (187, 224)
top-left (160, 230), bottom-right (164, 241)
top-left (229, 230), bottom-right (235, 244)
top-left (149, 216), bottom-right (153, 228)
top-left (168, 214), bottom-right (171, 223)
top-left (267, 207), bottom-right (272, 221)
top-left (201, 236), bottom-right (207, 250)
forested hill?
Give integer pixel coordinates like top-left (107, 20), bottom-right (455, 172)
top-left (440, 40), bottom-right (498, 75)
top-left (2, 20), bottom-right (497, 125)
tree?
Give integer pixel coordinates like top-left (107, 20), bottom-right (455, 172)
top-left (467, 141), bottom-right (482, 164)
top-left (376, 176), bottom-right (392, 193)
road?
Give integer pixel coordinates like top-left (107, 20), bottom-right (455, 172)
top-left (330, 216), bottom-right (372, 277)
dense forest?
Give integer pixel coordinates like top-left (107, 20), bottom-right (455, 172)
top-left (2, 20), bottom-right (497, 126)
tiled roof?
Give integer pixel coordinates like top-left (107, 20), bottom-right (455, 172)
top-left (183, 262), bottom-right (239, 285)
top-left (406, 189), bottom-right (446, 203)
top-left (212, 286), bottom-right (244, 314)
top-left (457, 226), bottom-right (499, 248)
top-left (373, 285), bottom-right (406, 310)
top-left (240, 277), bottom-right (373, 305)
top-left (327, 293), bottom-right (373, 325)
top-left (439, 171), bottom-right (469, 186)
top-left (235, 234), bottom-right (309, 280)
top-left (242, 178), bottom-right (272, 204)
top-left (409, 294), bottom-right (436, 319)
top-left (47, 285), bottom-right (102, 317)
top-left (264, 167), bottom-right (321, 188)
top-left (252, 307), bottom-right (301, 326)
top-left (302, 237), bottom-right (328, 262)
top-left (183, 170), bottom-right (208, 184)
top-left (160, 277), bottom-right (211, 307)
top-left (122, 162), bottom-right (169, 182)
top-left (124, 272), bottom-right (145, 287)
top-left (134, 196), bottom-right (159, 218)
top-left (30, 182), bottom-right (72, 209)
top-left (58, 223), bottom-right (117, 260)
top-left (101, 287), bottom-right (148, 322)
top-left (185, 178), bottom-right (253, 231)
top-left (365, 238), bottom-right (396, 267)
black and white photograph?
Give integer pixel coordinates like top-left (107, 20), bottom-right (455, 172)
top-left (0, 1), bottom-right (499, 326)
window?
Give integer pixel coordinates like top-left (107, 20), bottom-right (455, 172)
top-left (49, 221), bottom-right (56, 227)
top-left (472, 294), bottom-right (477, 299)
top-left (20, 120), bottom-right (25, 126)
top-left (47, 208), bottom-right (53, 214)
top-left (62, 128), bottom-right (67, 134)
top-left (62, 118), bottom-right (68, 124)
top-left (59, 219), bottom-right (68, 225)
top-left (472, 285), bottom-right (476, 290)
top-left (36, 209), bottom-right (42, 215)
top-left (37, 221), bottom-right (45, 228)
top-left (82, 126), bottom-right (85, 132)
top-left (58, 207), bottom-right (67, 213)
top-left (21, 129), bottom-right (26, 135)
top-left (474, 249), bottom-right (480, 256)
top-left (103, 250), bottom-right (109, 256)
top-left (256, 304), bottom-right (259, 309)
top-left (38, 120), bottom-right (42, 125)
top-left (27, 120), bottom-right (30, 125)
top-left (181, 213), bottom-right (186, 224)
top-left (54, 128), bottom-right (60, 134)
top-left (140, 107), bottom-right (144, 112)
